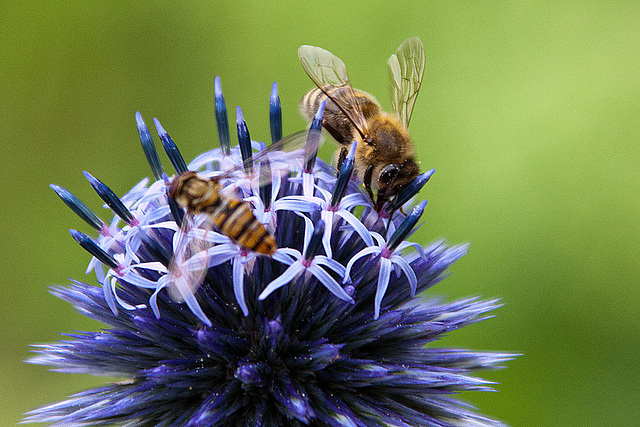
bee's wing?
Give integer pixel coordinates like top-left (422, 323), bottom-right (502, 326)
top-left (167, 212), bottom-right (213, 302)
top-left (299, 45), bottom-right (369, 138)
top-left (388, 37), bottom-right (426, 128)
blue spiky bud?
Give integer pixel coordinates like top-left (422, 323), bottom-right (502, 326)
top-left (154, 118), bottom-right (187, 175)
top-left (214, 76), bottom-right (231, 155)
top-left (135, 112), bottom-right (163, 180)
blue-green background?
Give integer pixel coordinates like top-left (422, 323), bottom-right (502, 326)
top-left (3, 2), bottom-right (639, 425)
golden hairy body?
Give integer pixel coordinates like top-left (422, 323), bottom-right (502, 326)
top-left (301, 86), bottom-right (418, 201)
top-left (299, 37), bottom-right (425, 208)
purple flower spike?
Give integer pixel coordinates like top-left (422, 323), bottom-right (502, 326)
top-left (27, 72), bottom-right (516, 427)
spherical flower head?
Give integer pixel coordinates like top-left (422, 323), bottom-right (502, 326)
top-left (25, 80), bottom-right (515, 426)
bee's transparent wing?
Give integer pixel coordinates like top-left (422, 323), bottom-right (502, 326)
top-left (388, 37), bottom-right (426, 128)
top-left (299, 45), bottom-right (369, 137)
top-left (167, 212), bottom-right (213, 302)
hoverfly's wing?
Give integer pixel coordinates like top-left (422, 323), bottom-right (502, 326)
top-left (299, 45), bottom-right (369, 138)
top-left (388, 37), bottom-right (426, 128)
top-left (166, 212), bottom-right (213, 303)
top-left (214, 129), bottom-right (323, 186)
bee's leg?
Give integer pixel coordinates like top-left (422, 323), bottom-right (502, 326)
top-left (336, 147), bottom-right (348, 176)
top-left (323, 120), bottom-right (350, 145)
top-left (363, 165), bottom-right (377, 205)
top-left (375, 196), bottom-right (388, 212)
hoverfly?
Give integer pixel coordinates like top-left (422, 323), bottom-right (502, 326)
top-left (163, 127), bottom-right (318, 304)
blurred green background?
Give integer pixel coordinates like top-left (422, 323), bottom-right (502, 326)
top-left (3, 1), bottom-right (639, 425)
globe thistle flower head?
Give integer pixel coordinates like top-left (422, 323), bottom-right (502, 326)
top-left (26, 78), bottom-right (515, 426)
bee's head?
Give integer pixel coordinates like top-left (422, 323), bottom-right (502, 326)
top-left (376, 159), bottom-right (420, 206)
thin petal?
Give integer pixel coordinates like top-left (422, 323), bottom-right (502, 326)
top-left (142, 220), bottom-right (179, 232)
top-left (188, 148), bottom-right (223, 170)
top-left (315, 185), bottom-right (332, 203)
top-left (148, 285), bottom-right (165, 319)
top-left (120, 271), bottom-right (161, 289)
top-left (370, 231), bottom-right (387, 247)
top-left (129, 261), bottom-right (168, 275)
top-left (120, 177), bottom-right (150, 205)
top-left (273, 196), bottom-right (324, 213)
top-left (179, 244), bottom-right (238, 270)
top-left (336, 209), bottom-right (375, 247)
top-left (395, 240), bottom-right (426, 259)
top-left (233, 259), bottom-right (248, 316)
top-left (303, 171), bottom-right (314, 198)
top-left (273, 248), bottom-right (300, 265)
top-left (101, 275), bottom-right (118, 315)
top-left (124, 232), bottom-right (141, 264)
top-left (111, 277), bottom-right (138, 311)
top-left (374, 258), bottom-right (392, 319)
top-left (321, 210), bottom-right (334, 259)
top-left (313, 256), bottom-right (346, 277)
top-left (340, 192), bottom-right (369, 210)
top-left (258, 262), bottom-right (305, 300)
top-left (343, 246), bottom-right (381, 284)
top-left (139, 204), bottom-right (170, 223)
top-left (296, 213), bottom-right (315, 256)
top-left (306, 264), bottom-right (353, 302)
top-left (391, 254), bottom-right (417, 297)
top-left (169, 275), bottom-right (212, 326)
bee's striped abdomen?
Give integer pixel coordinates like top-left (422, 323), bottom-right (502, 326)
top-left (205, 198), bottom-right (276, 255)
top-left (300, 87), bottom-right (327, 120)
top-left (300, 86), bottom-right (382, 146)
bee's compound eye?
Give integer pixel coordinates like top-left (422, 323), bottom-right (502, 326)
top-left (379, 164), bottom-right (400, 186)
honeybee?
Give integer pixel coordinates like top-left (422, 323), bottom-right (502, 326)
top-left (299, 37), bottom-right (426, 210)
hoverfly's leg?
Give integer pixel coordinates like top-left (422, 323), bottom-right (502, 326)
top-left (336, 146), bottom-right (348, 176)
top-left (363, 164), bottom-right (377, 205)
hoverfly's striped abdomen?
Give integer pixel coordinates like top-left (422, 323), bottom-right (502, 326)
top-left (169, 171), bottom-right (276, 256)
top-left (204, 198), bottom-right (276, 255)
